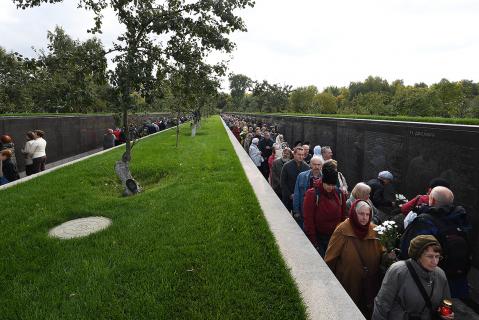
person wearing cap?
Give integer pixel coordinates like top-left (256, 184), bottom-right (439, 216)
top-left (303, 161), bottom-right (347, 257)
top-left (373, 235), bottom-right (453, 320)
top-left (367, 170), bottom-right (395, 211)
top-left (325, 200), bottom-right (387, 318)
top-left (248, 137), bottom-right (263, 170)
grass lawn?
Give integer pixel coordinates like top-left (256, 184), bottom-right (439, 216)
top-left (1, 112), bottom-right (170, 117)
top-left (0, 116), bottom-right (306, 319)
top-left (237, 112), bottom-right (479, 125)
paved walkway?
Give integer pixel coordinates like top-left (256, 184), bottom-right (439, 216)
top-left (19, 147), bottom-right (103, 178)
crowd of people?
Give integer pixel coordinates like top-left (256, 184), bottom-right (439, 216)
top-left (0, 116), bottom-right (179, 186)
top-left (224, 114), bottom-right (473, 320)
top-left (103, 117), bottom-right (176, 149)
top-left (0, 130), bottom-right (47, 185)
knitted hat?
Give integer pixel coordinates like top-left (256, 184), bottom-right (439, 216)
top-left (322, 167), bottom-right (338, 185)
top-left (408, 235), bottom-right (441, 260)
top-left (378, 171), bottom-right (393, 181)
top-left (252, 138), bottom-right (259, 144)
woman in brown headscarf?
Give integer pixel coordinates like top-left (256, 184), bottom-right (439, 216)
top-left (324, 200), bottom-right (386, 318)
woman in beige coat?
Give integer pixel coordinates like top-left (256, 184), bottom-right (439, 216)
top-left (325, 200), bottom-right (385, 318)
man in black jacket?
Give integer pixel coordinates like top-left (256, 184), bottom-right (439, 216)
top-left (399, 186), bottom-right (471, 299)
top-left (258, 131), bottom-right (274, 180)
top-left (367, 170), bottom-right (395, 211)
top-left (280, 146), bottom-right (309, 213)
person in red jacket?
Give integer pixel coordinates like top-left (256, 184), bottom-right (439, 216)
top-left (303, 161), bottom-right (347, 257)
top-left (399, 177), bottom-right (450, 215)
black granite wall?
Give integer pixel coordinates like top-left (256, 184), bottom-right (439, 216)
top-left (0, 113), bottom-right (170, 173)
top-left (229, 113), bottom-right (479, 268)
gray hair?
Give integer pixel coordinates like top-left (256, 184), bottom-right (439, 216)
top-left (355, 200), bottom-right (371, 213)
top-left (310, 155), bottom-right (323, 165)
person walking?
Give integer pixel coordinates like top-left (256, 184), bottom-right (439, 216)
top-left (373, 235), bottom-right (453, 320)
top-left (31, 130), bottom-right (47, 174)
top-left (21, 131), bottom-right (36, 176)
top-left (325, 200), bottom-right (386, 318)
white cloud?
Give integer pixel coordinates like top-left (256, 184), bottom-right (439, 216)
top-left (1, 0), bottom-right (478, 90)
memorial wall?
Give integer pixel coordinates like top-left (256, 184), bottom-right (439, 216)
top-left (230, 113), bottom-right (479, 268)
top-left (0, 113), bottom-right (170, 173)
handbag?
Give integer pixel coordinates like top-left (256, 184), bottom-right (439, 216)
top-left (405, 260), bottom-right (440, 320)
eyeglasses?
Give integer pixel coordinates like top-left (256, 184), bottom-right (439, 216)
top-left (423, 254), bottom-right (443, 261)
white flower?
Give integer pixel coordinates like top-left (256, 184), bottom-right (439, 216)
top-left (373, 226), bottom-right (380, 231)
top-left (390, 221), bottom-right (396, 225)
top-left (378, 231), bottom-right (384, 235)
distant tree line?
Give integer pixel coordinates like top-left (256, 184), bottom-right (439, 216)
top-left (225, 74), bottom-right (479, 118)
top-left (0, 27), bottom-right (220, 115)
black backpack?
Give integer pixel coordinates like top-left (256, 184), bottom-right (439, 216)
top-left (421, 210), bottom-right (470, 278)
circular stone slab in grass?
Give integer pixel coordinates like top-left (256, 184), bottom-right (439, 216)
top-left (49, 217), bottom-right (112, 239)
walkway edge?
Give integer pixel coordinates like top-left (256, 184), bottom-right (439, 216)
top-left (0, 125), bottom-right (178, 191)
top-left (221, 119), bottom-right (365, 320)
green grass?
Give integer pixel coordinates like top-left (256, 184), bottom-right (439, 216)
top-left (237, 111), bottom-right (479, 125)
top-left (0, 116), bottom-right (306, 320)
top-left (0, 112), bottom-right (170, 117)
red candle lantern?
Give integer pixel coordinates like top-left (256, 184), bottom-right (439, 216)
top-left (439, 299), bottom-right (453, 316)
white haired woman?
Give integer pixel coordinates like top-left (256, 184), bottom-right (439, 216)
top-left (248, 137), bottom-right (263, 170)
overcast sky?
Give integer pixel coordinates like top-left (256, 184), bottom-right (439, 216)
top-left (1, 0), bottom-right (478, 90)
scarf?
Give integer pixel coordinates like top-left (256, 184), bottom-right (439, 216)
top-left (349, 199), bottom-right (371, 239)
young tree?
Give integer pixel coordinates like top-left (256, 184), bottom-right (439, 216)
top-left (13, 0), bottom-right (254, 195)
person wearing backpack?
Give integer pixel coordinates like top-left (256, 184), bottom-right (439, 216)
top-left (373, 235), bottom-right (453, 320)
top-left (303, 161), bottom-right (347, 257)
top-left (292, 155), bottom-right (323, 229)
top-left (399, 186), bottom-right (471, 299)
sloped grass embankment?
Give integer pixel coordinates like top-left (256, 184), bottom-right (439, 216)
top-left (0, 116), bottom-right (306, 319)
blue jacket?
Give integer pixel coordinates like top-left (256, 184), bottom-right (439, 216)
top-left (293, 169), bottom-right (321, 215)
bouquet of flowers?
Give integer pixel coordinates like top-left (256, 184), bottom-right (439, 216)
top-left (373, 220), bottom-right (400, 252)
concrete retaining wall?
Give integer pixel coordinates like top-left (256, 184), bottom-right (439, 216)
top-left (221, 118), bottom-right (365, 320)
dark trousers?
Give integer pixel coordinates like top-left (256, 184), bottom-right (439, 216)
top-left (32, 156), bottom-right (46, 174)
top-left (25, 164), bottom-right (34, 176)
top-left (316, 234), bottom-right (331, 257)
top-left (260, 161), bottom-right (270, 180)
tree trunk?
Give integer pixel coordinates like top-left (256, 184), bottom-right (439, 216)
top-left (176, 111), bottom-right (180, 147)
top-left (191, 122), bottom-right (197, 137)
top-left (114, 44), bottom-right (141, 196)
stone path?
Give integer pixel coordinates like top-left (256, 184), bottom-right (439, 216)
top-left (19, 147), bottom-right (103, 178)
top-left (49, 217), bottom-right (112, 239)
